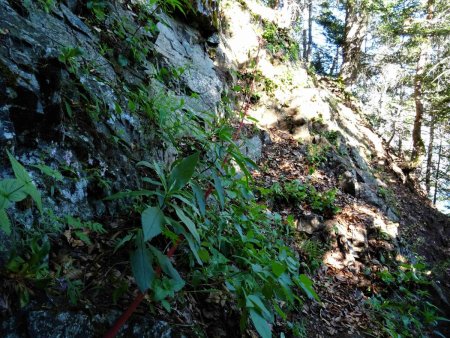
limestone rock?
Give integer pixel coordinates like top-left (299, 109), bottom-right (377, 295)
top-left (297, 213), bottom-right (324, 235)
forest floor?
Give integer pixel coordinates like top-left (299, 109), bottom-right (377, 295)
top-left (255, 126), bottom-right (450, 337)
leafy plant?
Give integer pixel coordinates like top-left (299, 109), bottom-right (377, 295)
top-left (107, 152), bottom-right (201, 301)
top-left (87, 0), bottom-right (109, 21)
top-left (299, 238), bottom-right (327, 272)
top-left (262, 21), bottom-right (300, 61)
top-left (306, 143), bottom-right (329, 169)
top-left (322, 130), bottom-right (340, 146)
top-left (369, 260), bottom-right (449, 337)
top-left (66, 215), bottom-right (106, 245)
top-left (265, 179), bottom-right (340, 217)
top-left (5, 235), bottom-right (51, 307)
top-left (58, 46), bottom-right (84, 75)
top-left (0, 151), bottom-right (42, 235)
top-left (36, 0), bottom-right (55, 13)
top-left (107, 125), bottom-right (319, 336)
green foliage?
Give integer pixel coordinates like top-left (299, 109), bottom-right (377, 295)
top-left (0, 151), bottom-right (42, 234)
top-left (36, 0), bottom-right (55, 13)
top-left (265, 179), bottom-right (340, 217)
top-left (306, 143), bottom-right (329, 169)
top-left (299, 238), bottom-right (327, 272)
top-left (66, 215), bottom-right (106, 245)
top-left (262, 21), bottom-right (300, 61)
top-left (369, 261), bottom-right (449, 337)
top-left (6, 236), bottom-right (51, 307)
top-left (58, 46), bottom-right (84, 75)
top-left (87, 0), bottom-right (108, 21)
top-left (108, 113), bottom-right (319, 336)
top-left (125, 85), bottom-right (186, 133)
top-left (322, 130), bottom-right (340, 147)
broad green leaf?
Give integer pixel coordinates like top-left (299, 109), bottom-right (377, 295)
top-left (198, 248), bottom-right (210, 262)
top-left (152, 161), bottom-right (168, 192)
top-left (24, 184), bottom-right (42, 213)
top-left (130, 245), bottom-right (154, 292)
top-left (273, 302), bottom-right (287, 320)
top-left (74, 231), bottom-right (92, 245)
top-left (141, 207), bottom-right (164, 242)
top-left (230, 150), bottom-right (253, 183)
top-left (6, 151), bottom-right (42, 212)
top-left (212, 172), bottom-right (225, 209)
top-left (271, 261), bottom-right (286, 278)
top-left (0, 209), bottom-right (11, 235)
top-left (175, 206), bottom-right (200, 244)
top-left (169, 152), bottom-right (200, 191)
top-left (7, 150), bottom-right (32, 183)
top-left (191, 183), bottom-right (205, 216)
top-left (149, 245), bottom-right (184, 290)
top-left (172, 194), bottom-right (198, 212)
top-left (247, 295), bottom-right (272, 320)
top-left (297, 274), bottom-right (319, 301)
top-left (0, 179), bottom-right (27, 206)
top-left (136, 160), bottom-right (153, 169)
top-left (141, 177), bottom-right (163, 186)
top-left (31, 164), bottom-right (63, 181)
top-left (0, 195), bottom-right (9, 210)
top-left (28, 235), bottom-right (50, 267)
top-left (67, 215), bottom-right (83, 229)
top-left (161, 299), bottom-right (171, 312)
top-left (184, 233), bottom-right (203, 265)
top-left (249, 309), bottom-right (272, 338)
top-left (113, 233), bottom-right (134, 253)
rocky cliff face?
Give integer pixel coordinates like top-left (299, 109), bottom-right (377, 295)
top-left (1, 0), bottom-right (448, 336)
top-left (0, 0), bottom-right (226, 229)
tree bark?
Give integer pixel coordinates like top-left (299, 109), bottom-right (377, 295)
top-left (408, 0), bottom-right (434, 170)
top-left (330, 46), bottom-right (340, 75)
top-left (306, 0), bottom-right (313, 62)
top-left (302, 1), bottom-right (308, 60)
top-left (433, 136), bottom-right (442, 205)
top-left (425, 114), bottom-right (436, 194)
top-left (340, 0), bottom-right (369, 85)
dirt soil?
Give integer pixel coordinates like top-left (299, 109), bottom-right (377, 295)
top-left (255, 126), bottom-right (450, 337)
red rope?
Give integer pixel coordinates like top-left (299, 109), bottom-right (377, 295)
top-left (103, 240), bottom-right (180, 338)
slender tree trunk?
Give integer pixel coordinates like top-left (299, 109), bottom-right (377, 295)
top-left (306, 0), bottom-right (313, 62)
top-left (387, 121), bottom-right (396, 147)
top-left (330, 46), bottom-right (340, 75)
top-left (425, 114), bottom-right (436, 194)
top-left (433, 136), bottom-right (442, 205)
top-left (302, 1), bottom-right (308, 60)
top-left (340, 0), bottom-right (369, 85)
top-left (408, 0), bottom-right (434, 170)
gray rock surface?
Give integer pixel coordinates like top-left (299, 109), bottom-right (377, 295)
top-left (0, 2), bottom-right (222, 335)
top-left (27, 311), bottom-right (94, 338)
top-left (240, 134), bottom-right (263, 162)
top-left (1, 310), bottom-right (174, 338)
top-left (154, 17), bottom-right (223, 114)
top-left (297, 213), bottom-right (325, 235)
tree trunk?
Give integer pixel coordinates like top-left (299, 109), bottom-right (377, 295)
top-left (425, 114), bottom-right (436, 194)
top-left (407, 0), bottom-right (434, 171)
top-left (433, 136), bottom-right (442, 205)
top-left (330, 46), bottom-right (340, 75)
top-left (306, 0), bottom-right (313, 62)
top-left (302, 1), bottom-right (308, 60)
top-left (340, 0), bottom-right (369, 85)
